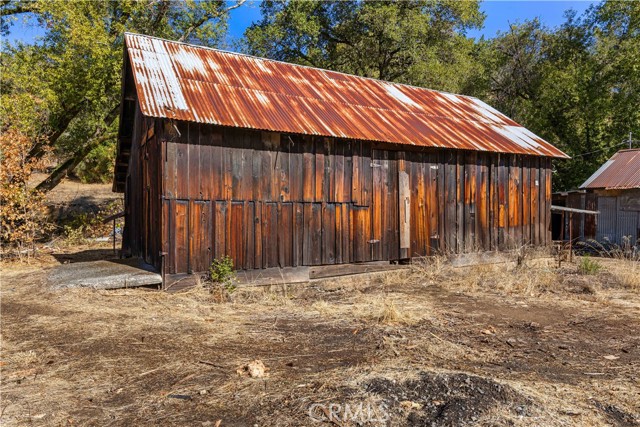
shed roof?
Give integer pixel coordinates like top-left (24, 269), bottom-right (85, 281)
top-left (123, 33), bottom-right (568, 158)
top-left (580, 148), bottom-right (640, 190)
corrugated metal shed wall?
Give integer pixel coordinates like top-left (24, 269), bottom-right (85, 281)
top-left (596, 197), bottom-right (617, 242)
top-left (618, 209), bottom-right (640, 245)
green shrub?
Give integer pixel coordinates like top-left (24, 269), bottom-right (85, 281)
top-left (578, 255), bottom-right (602, 275)
top-left (75, 141), bottom-right (116, 184)
top-left (208, 256), bottom-right (237, 301)
top-left (209, 255), bottom-right (235, 283)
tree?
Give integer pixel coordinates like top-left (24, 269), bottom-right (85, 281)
top-left (244, 0), bottom-right (484, 92)
top-left (1, 0), bottom-right (245, 191)
top-left (474, 1), bottom-right (639, 190)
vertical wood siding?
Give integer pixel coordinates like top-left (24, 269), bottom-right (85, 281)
top-left (122, 104), bottom-right (163, 270)
top-left (151, 120), bottom-right (552, 274)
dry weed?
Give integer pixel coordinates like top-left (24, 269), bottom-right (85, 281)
top-left (608, 259), bottom-right (640, 290)
top-left (410, 255), bottom-right (447, 284)
top-left (377, 299), bottom-right (401, 324)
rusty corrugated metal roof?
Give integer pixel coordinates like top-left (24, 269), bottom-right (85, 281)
top-left (580, 148), bottom-right (640, 190)
top-left (124, 33), bottom-right (569, 158)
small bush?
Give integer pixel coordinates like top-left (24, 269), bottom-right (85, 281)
top-left (61, 200), bottom-right (123, 244)
top-left (578, 256), bottom-right (602, 275)
top-left (209, 255), bottom-right (235, 284)
top-left (0, 128), bottom-right (52, 257)
top-left (208, 256), bottom-right (237, 302)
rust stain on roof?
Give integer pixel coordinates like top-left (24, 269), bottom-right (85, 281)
top-left (580, 148), bottom-right (640, 190)
top-left (124, 33), bottom-right (569, 158)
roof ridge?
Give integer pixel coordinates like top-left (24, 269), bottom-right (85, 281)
top-left (124, 32), bottom-right (480, 102)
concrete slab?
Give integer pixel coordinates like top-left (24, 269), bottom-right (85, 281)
top-left (48, 258), bottom-right (162, 290)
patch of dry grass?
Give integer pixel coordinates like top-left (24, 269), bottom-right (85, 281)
top-left (412, 256), bottom-right (560, 296)
top-left (607, 258), bottom-right (640, 290)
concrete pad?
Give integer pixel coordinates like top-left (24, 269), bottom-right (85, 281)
top-left (48, 258), bottom-right (162, 290)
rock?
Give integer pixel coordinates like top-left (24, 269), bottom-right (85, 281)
top-left (237, 359), bottom-right (269, 378)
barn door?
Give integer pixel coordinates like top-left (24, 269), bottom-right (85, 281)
top-left (398, 168), bottom-right (411, 259)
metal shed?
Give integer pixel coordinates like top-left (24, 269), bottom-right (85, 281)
top-left (114, 33), bottom-right (568, 283)
top-left (579, 149), bottom-right (640, 246)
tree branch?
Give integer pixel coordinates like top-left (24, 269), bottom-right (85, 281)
top-left (178, 0), bottom-right (246, 43)
top-left (0, 0), bottom-right (36, 17)
top-left (35, 132), bottom-right (116, 193)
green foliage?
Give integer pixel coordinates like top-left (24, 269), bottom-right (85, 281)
top-left (62, 200), bottom-right (124, 243)
top-left (209, 255), bottom-right (236, 285)
top-left (578, 255), bottom-right (602, 275)
top-left (244, 0), bottom-right (484, 92)
top-left (208, 256), bottom-right (237, 301)
top-left (1, 0), bottom-right (243, 186)
top-left (75, 141), bottom-right (116, 184)
top-left (473, 2), bottom-right (640, 190)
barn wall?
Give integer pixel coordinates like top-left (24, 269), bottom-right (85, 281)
top-left (156, 120), bottom-right (552, 274)
top-left (593, 189), bottom-right (640, 246)
top-left (122, 106), bottom-right (163, 269)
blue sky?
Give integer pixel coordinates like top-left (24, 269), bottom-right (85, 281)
top-left (3, 0), bottom-right (597, 47)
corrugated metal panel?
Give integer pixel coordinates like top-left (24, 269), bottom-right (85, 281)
top-left (580, 149), bottom-right (640, 190)
top-left (617, 209), bottom-right (639, 245)
top-left (596, 196), bottom-right (617, 243)
top-left (123, 33), bottom-right (568, 158)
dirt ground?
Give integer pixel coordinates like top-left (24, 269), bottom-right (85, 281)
top-left (1, 245), bottom-right (639, 426)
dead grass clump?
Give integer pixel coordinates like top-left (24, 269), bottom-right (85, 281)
top-left (311, 299), bottom-right (334, 315)
top-left (311, 294), bottom-right (429, 326)
top-left (377, 299), bottom-right (401, 324)
top-left (443, 262), bottom-right (559, 296)
top-left (410, 255), bottom-right (448, 284)
top-left (607, 259), bottom-right (640, 291)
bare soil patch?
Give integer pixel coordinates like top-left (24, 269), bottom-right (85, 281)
top-left (1, 248), bottom-right (639, 426)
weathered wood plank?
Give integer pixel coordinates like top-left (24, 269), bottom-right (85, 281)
top-left (309, 262), bottom-right (405, 279)
top-left (235, 267), bottom-right (310, 287)
top-left (322, 203), bottom-right (336, 264)
top-left (293, 202), bottom-right (304, 266)
top-left (230, 202), bottom-right (244, 269)
top-left (175, 122), bottom-right (190, 199)
top-left (314, 138), bottom-right (325, 202)
top-left (189, 200), bottom-right (211, 272)
top-left (398, 165), bottom-right (410, 258)
top-left (310, 203), bottom-right (322, 265)
top-left (187, 124), bottom-right (200, 199)
top-left (263, 202), bottom-right (278, 268)
top-left (289, 136), bottom-right (304, 202)
top-left (244, 201), bottom-right (254, 269)
top-left (371, 150), bottom-right (384, 261)
top-left (213, 201), bottom-right (227, 260)
top-left (302, 136), bottom-right (315, 203)
top-left (254, 201), bottom-right (262, 269)
top-left (173, 199), bottom-right (189, 274)
top-left (279, 202), bottom-right (293, 267)
top-left (464, 151), bottom-right (477, 252)
top-left (522, 156), bottom-right (531, 245)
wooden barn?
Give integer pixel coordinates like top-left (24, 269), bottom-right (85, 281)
top-left (113, 33), bottom-right (568, 283)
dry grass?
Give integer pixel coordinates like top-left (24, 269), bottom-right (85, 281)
top-left (412, 255), bottom-right (560, 296)
top-left (2, 250), bottom-right (639, 426)
top-left (607, 258), bottom-right (640, 290)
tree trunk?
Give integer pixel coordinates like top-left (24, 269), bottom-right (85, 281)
top-left (35, 133), bottom-right (115, 193)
